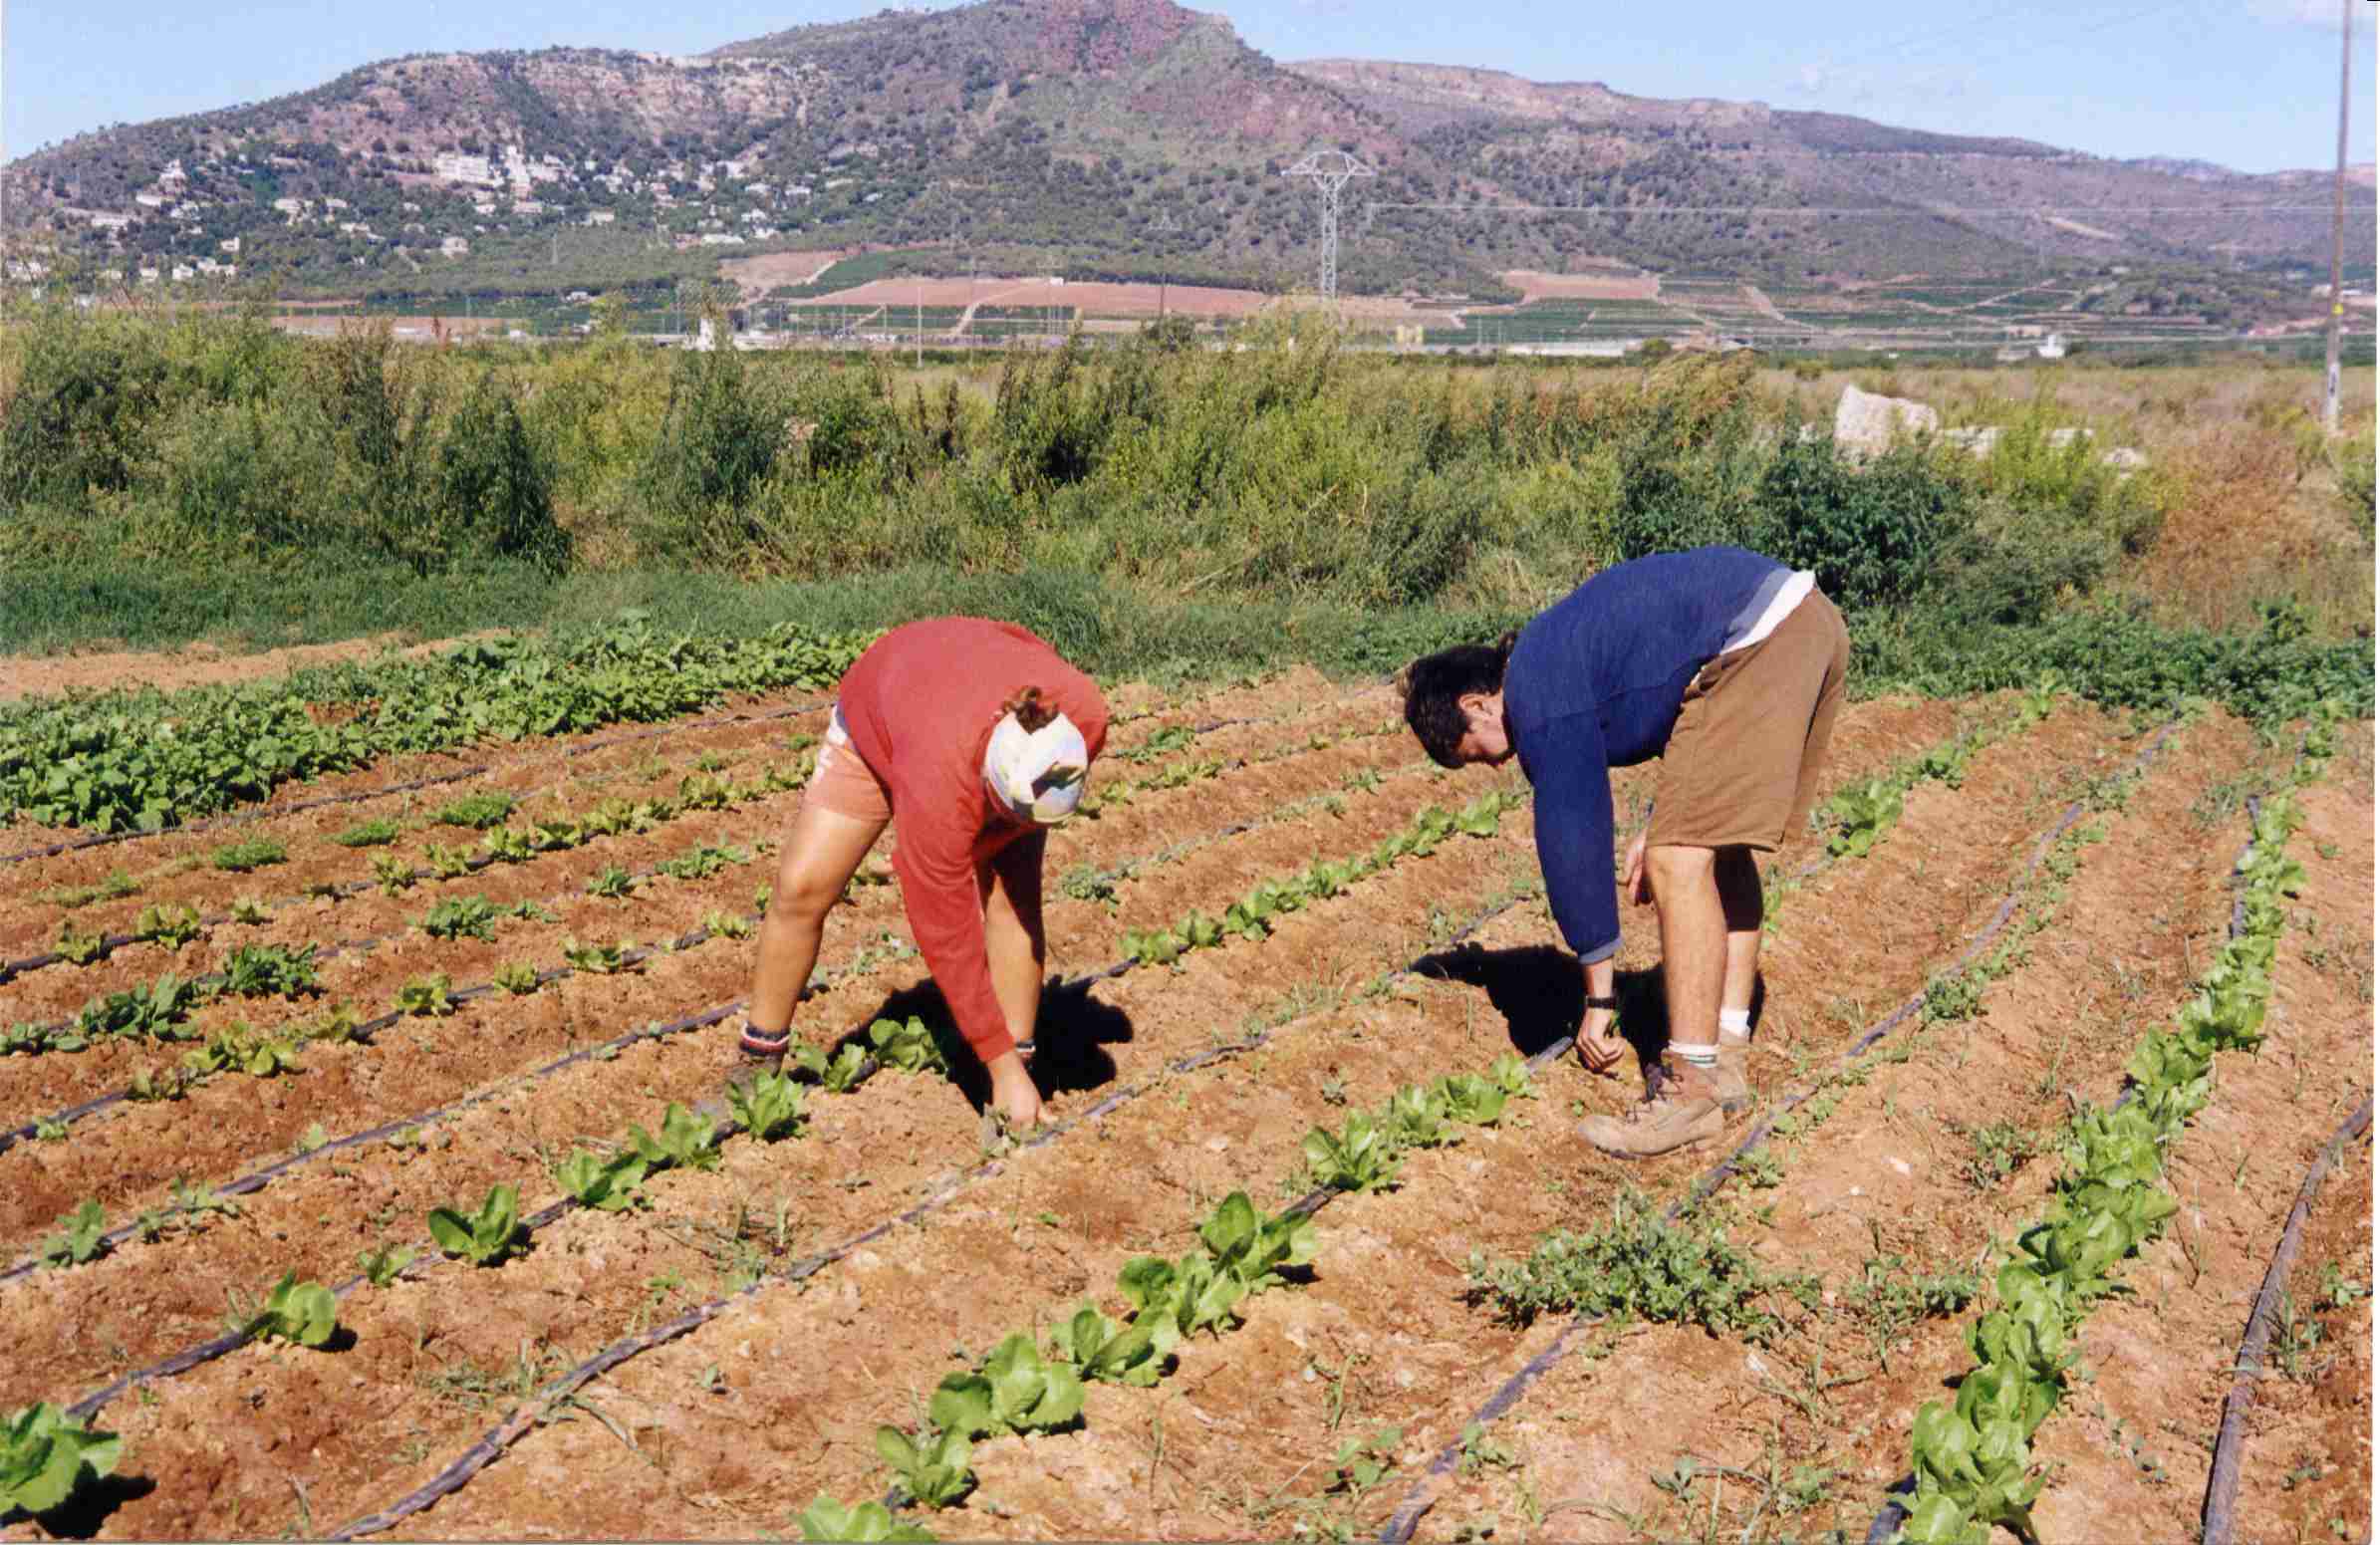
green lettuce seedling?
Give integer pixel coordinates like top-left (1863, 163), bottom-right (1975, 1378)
top-left (867, 1016), bottom-right (946, 1074)
top-left (38, 1201), bottom-right (110, 1269)
top-left (0, 1404), bottom-right (121, 1516)
top-left (797, 1496), bottom-right (937, 1543)
top-left (555, 1150), bottom-right (651, 1212)
top-left (793, 1041), bottom-right (871, 1093)
top-left (726, 1070), bottom-right (809, 1143)
top-left (929, 1333), bottom-right (1086, 1438)
top-left (246, 1272), bottom-right (339, 1348)
top-left (873, 1425), bottom-right (972, 1509)
top-left (630, 1104), bottom-right (722, 1172)
top-left (1302, 1113), bottom-right (1403, 1193)
top-left (427, 1183), bottom-right (525, 1266)
top-left (1049, 1302), bottom-right (1178, 1388)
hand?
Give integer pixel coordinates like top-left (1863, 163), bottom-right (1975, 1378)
top-left (986, 1051), bottom-right (1046, 1128)
top-left (1622, 833), bottom-right (1652, 906)
top-left (1575, 1010), bottom-right (1625, 1077)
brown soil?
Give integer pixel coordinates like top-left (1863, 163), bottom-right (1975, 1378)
top-left (0, 633), bottom-right (506, 703)
top-left (0, 696), bottom-right (2366, 1545)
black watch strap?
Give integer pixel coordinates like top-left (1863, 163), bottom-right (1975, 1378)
top-left (1584, 993), bottom-right (1620, 1011)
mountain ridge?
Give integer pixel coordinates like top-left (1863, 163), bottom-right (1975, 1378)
top-left (4, 0), bottom-right (2367, 302)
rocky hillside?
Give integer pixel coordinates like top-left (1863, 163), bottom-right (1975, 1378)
top-left (4, 0), bottom-right (2367, 301)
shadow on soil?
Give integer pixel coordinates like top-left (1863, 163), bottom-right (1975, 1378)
top-left (1413, 943), bottom-right (1773, 1080)
top-left (6, 1473), bottom-right (157, 1539)
top-left (834, 974), bottom-right (1132, 1111)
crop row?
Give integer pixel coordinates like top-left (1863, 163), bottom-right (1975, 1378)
top-left (0, 618), bottom-right (881, 835)
top-left (1874, 734), bottom-right (2338, 1543)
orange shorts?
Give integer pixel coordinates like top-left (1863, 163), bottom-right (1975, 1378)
top-left (1646, 592), bottom-right (1850, 853)
top-left (799, 706), bottom-right (895, 825)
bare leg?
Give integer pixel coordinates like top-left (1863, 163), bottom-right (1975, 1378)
top-left (980, 831), bottom-right (1049, 1049)
top-left (1646, 844), bottom-right (1726, 1051)
top-left (747, 805), bottom-right (888, 1036)
top-left (1716, 847), bottom-right (1763, 1020)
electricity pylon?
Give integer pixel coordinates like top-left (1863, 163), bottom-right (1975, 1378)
top-left (1281, 149), bottom-right (1375, 299)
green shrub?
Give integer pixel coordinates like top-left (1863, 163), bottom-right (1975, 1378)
top-left (1760, 435), bottom-right (1973, 609)
top-left (437, 370), bottom-right (568, 573)
top-left (636, 328), bottom-right (784, 556)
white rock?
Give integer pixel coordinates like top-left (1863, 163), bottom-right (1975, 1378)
top-left (1835, 385), bottom-right (1940, 455)
top-left (1886, 1157), bottom-right (1912, 1176)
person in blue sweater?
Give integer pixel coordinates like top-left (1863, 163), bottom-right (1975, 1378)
top-left (1401, 546), bottom-right (1850, 1157)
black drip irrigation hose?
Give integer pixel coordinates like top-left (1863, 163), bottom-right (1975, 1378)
top-left (1378, 720), bottom-right (2182, 1545)
top-left (0, 697), bottom-right (835, 869)
top-left (2198, 1093), bottom-right (2373, 1545)
top-left (1862, 772), bottom-right (2294, 1545)
top-left (319, 889), bottom-right (1544, 1541)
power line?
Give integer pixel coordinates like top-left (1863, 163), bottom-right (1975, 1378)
top-left (1365, 202), bottom-right (2351, 215)
top-left (1281, 149), bottom-right (1376, 299)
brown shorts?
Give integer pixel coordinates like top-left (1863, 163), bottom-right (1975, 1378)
top-left (1646, 592), bottom-right (1850, 853)
top-left (798, 706), bottom-right (895, 825)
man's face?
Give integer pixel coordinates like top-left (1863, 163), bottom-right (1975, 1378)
top-left (1454, 692), bottom-right (1513, 765)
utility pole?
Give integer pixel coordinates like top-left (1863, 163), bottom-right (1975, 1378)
top-left (1281, 150), bottom-right (1376, 299)
top-left (2322, 0), bottom-right (2351, 434)
top-left (916, 278), bottom-right (924, 369)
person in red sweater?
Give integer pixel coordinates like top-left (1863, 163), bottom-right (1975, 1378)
top-left (733, 618), bottom-right (1110, 1126)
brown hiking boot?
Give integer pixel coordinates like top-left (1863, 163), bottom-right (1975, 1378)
top-left (1576, 1054), bottom-right (1725, 1158)
top-left (1714, 1035), bottom-right (1753, 1115)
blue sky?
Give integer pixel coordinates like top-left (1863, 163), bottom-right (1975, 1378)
top-left (5, 0), bottom-right (2370, 173)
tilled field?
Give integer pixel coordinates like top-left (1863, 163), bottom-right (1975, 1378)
top-left (0, 677), bottom-right (2367, 1543)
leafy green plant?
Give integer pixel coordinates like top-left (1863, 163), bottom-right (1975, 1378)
top-left (218, 942), bottom-right (321, 999)
top-left (493, 961), bottom-right (543, 995)
top-left (867, 1016), bottom-right (947, 1074)
top-left (700, 908), bottom-right (755, 941)
top-left (358, 1242), bottom-right (417, 1288)
top-left (426, 1184), bottom-right (526, 1266)
top-left (554, 1150), bottom-right (651, 1212)
top-left (726, 1069), bottom-right (809, 1142)
top-left (132, 902), bottom-right (205, 949)
top-left (241, 1272), bottom-right (340, 1348)
top-left (479, 826), bottom-right (538, 863)
top-left (227, 896), bottom-right (272, 925)
top-left (332, 817), bottom-right (402, 848)
top-left (794, 1040), bottom-right (871, 1093)
top-left (1048, 1302), bottom-right (1178, 1388)
top-left (396, 973), bottom-right (458, 1017)
top-left (1824, 779), bottom-right (1905, 859)
top-left (78, 970), bottom-right (214, 1040)
top-left (797, 1497), bottom-right (936, 1543)
top-left (1468, 1189), bottom-right (1803, 1342)
top-left (39, 1200), bottom-right (111, 1269)
top-left (0, 1404), bottom-right (121, 1516)
top-left (630, 1103), bottom-right (722, 1172)
top-left (560, 938), bottom-right (635, 974)
top-left (1384, 1083), bottom-right (1457, 1149)
top-left (372, 854), bottom-right (418, 896)
top-left (421, 843), bottom-right (476, 880)
top-left (210, 837), bottom-right (287, 873)
top-left (874, 1425), bottom-right (973, 1509)
top-left (51, 921), bottom-right (109, 966)
top-left (421, 895), bottom-right (501, 941)
top-left (430, 793), bottom-right (516, 830)
top-left (1328, 1425), bottom-right (1405, 1498)
top-left (1302, 1112), bottom-right (1404, 1194)
top-left (659, 844), bottom-right (746, 881)
top-left (929, 1333), bottom-right (1087, 1438)
top-left (584, 864), bottom-right (639, 900)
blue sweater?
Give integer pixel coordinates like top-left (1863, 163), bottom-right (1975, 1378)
top-left (1505, 547), bottom-right (1796, 964)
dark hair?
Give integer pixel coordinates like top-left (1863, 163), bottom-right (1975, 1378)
top-left (1401, 633), bottom-right (1515, 768)
top-left (1000, 684), bottom-right (1060, 732)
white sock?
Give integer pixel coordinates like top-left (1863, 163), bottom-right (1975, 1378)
top-left (1671, 1040), bottom-right (1719, 1068)
top-left (1719, 1008), bottom-right (1751, 1042)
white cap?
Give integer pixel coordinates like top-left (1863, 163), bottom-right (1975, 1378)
top-left (984, 709), bottom-right (1090, 824)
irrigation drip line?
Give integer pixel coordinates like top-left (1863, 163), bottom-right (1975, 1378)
top-left (323, 888), bottom-right (1544, 1541)
top-left (0, 697), bottom-right (835, 869)
top-left (2199, 1092), bottom-right (2374, 1545)
top-left (1378, 720), bottom-right (2180, 1545)
top-left (1862, 768), bottom-right (2303, 1545)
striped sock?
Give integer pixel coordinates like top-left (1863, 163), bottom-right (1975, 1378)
top-left (1671, 1040), bottom-right (1719, 1069)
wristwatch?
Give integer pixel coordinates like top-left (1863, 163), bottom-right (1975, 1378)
top-left (1584, 994), bottom-right (1620, 1012)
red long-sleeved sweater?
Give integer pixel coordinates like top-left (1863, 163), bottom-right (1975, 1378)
top-left (835, 618), bottom-right (1109, 1065)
